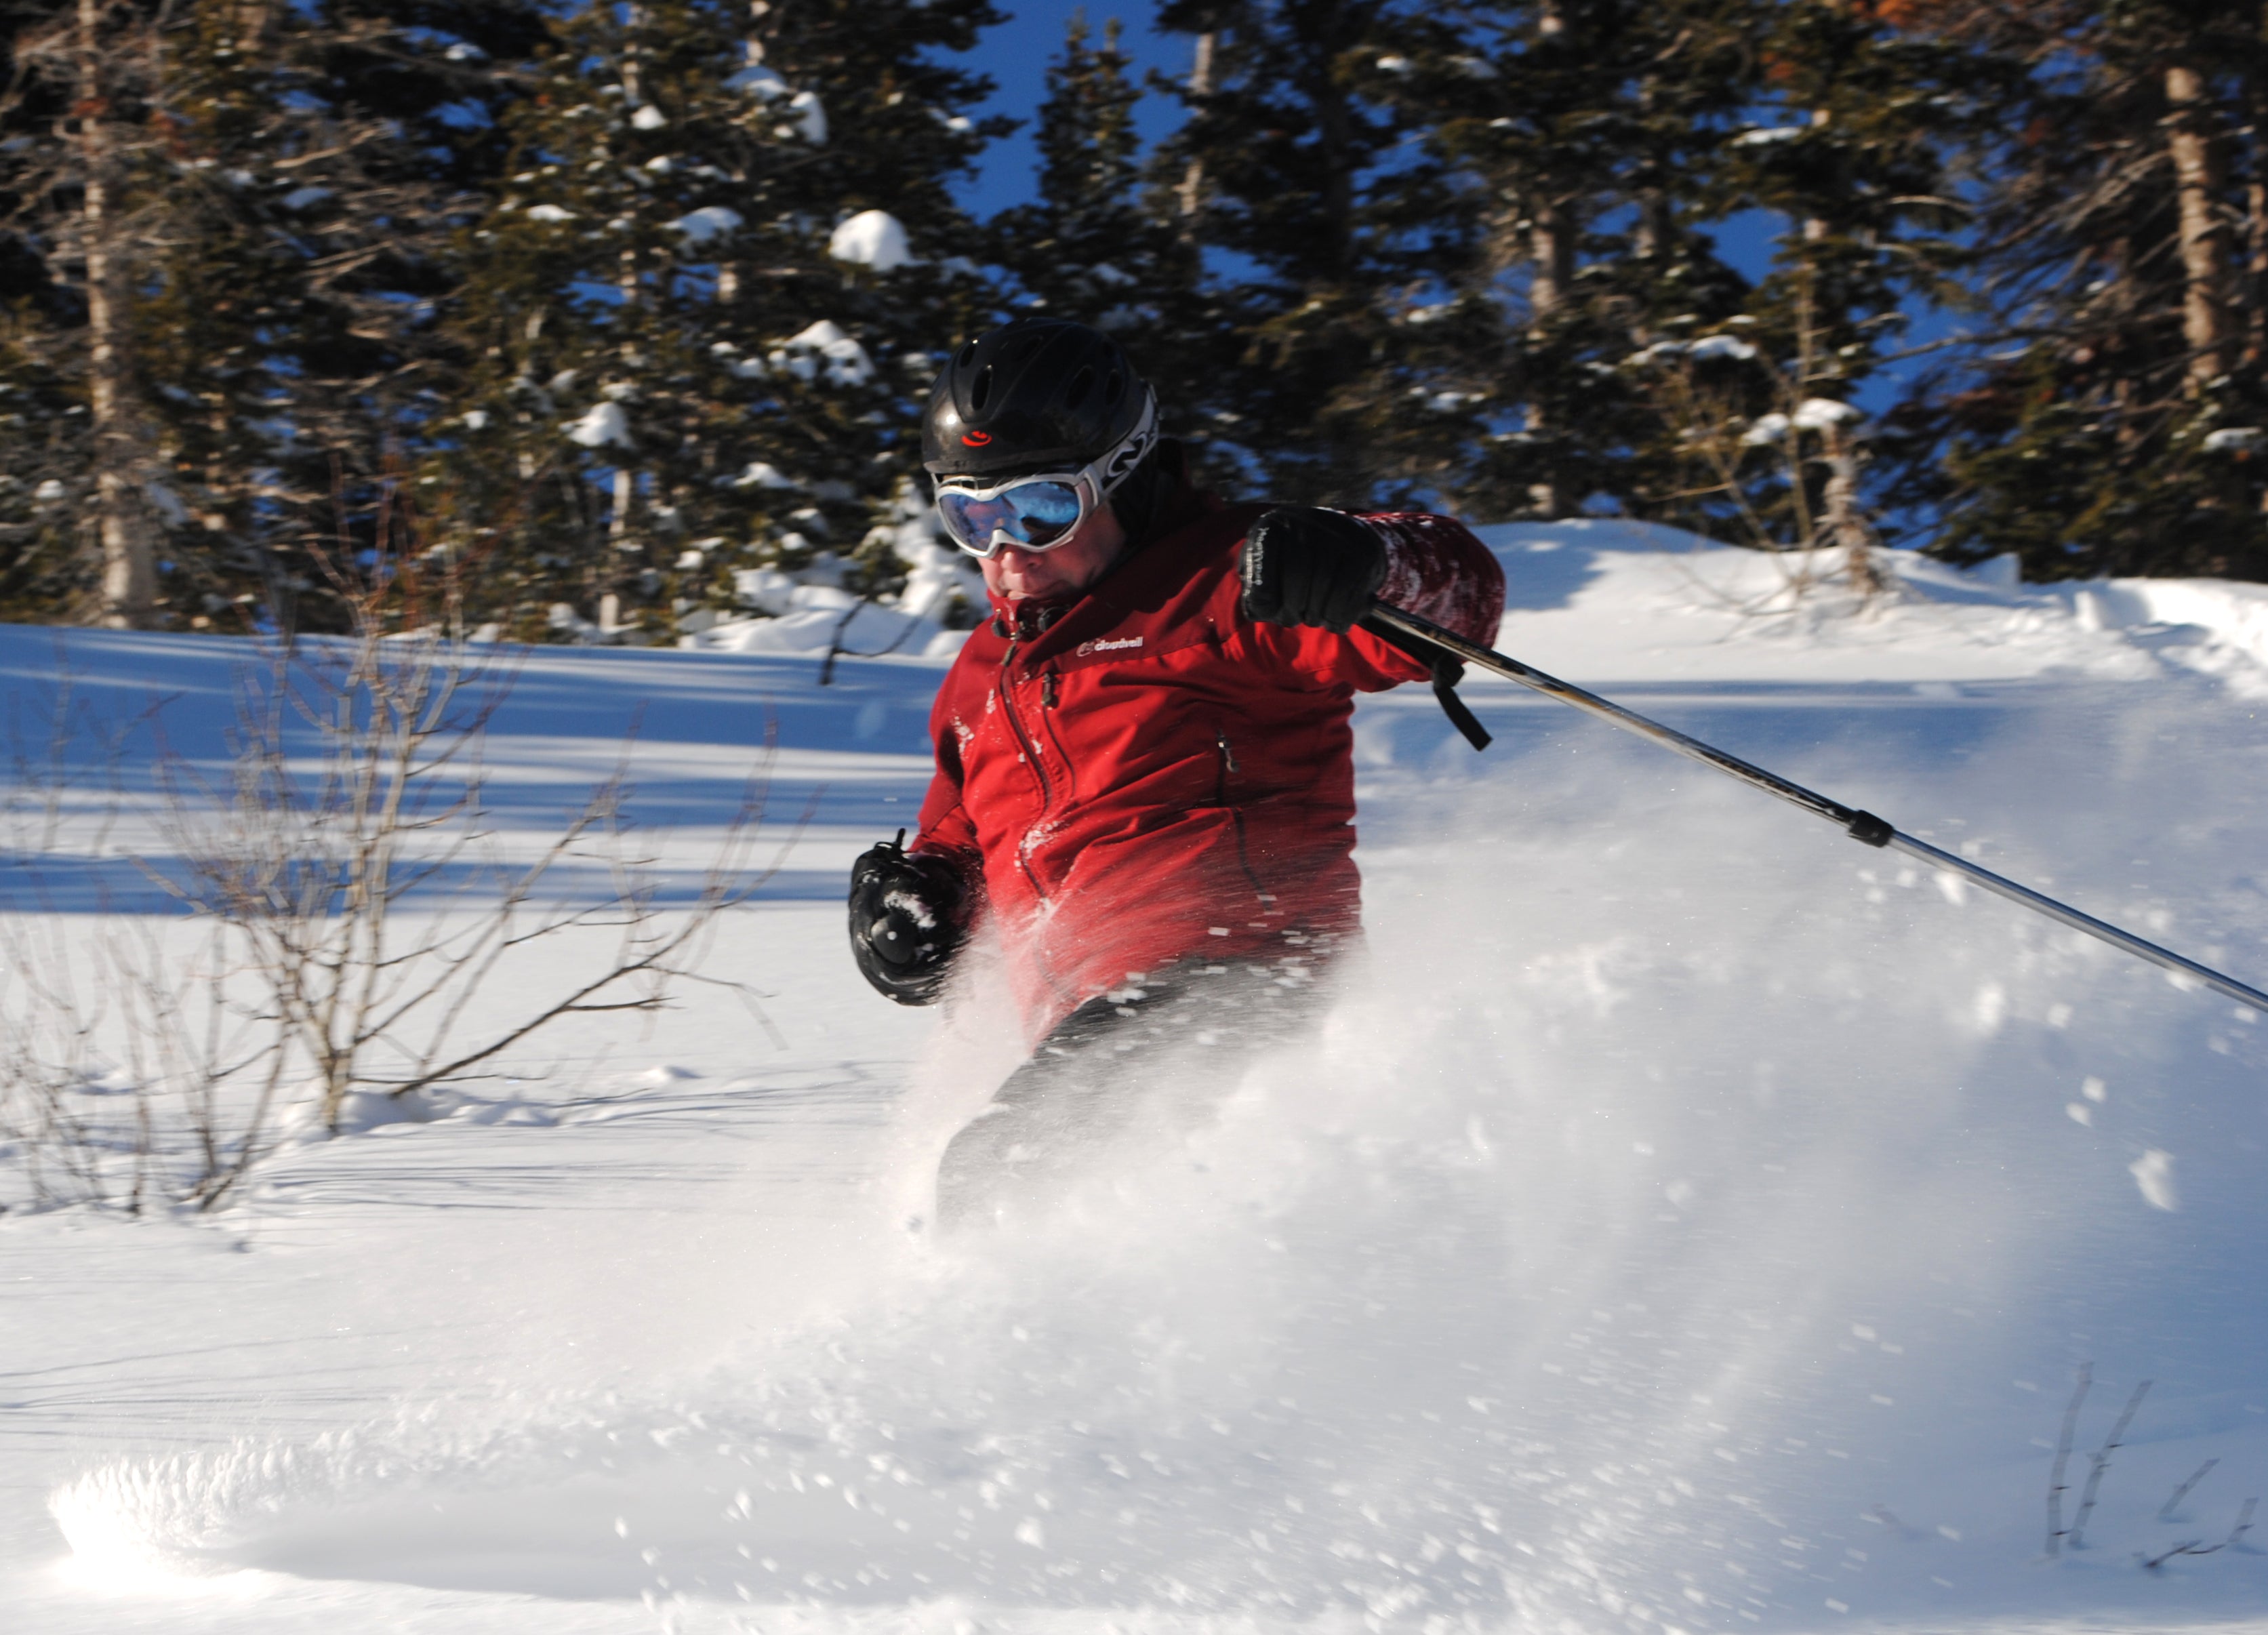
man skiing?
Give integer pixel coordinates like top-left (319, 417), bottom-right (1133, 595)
top-left (847, 318), bottom-right (1505, 1226)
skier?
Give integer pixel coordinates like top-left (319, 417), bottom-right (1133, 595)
top-left (848, 318), bottom-right (1505, 1227)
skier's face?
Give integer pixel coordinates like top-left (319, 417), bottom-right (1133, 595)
top-left (979, 503), bottom-right (1128, 603)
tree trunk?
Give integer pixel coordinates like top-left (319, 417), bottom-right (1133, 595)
top-left (1519, 197), bottom-right (1575, 517)
top-left (1175, 31), bottom-right (1215, 231)
top-left (2165, 62), bottom-right (2233, 397)
top-left (2246, 69), bottom-right (2267, 371)
top-left (78, 0), bottom-right (154, 629)
top-left (1528, 202), bottom-right (1573, 322)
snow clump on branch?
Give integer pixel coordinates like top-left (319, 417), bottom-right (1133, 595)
top-left (787, 91), bottom-right (826, 144)
top-left (670, 205), bottom-right (742, 243)
top-left (744, 321), bottom-right (875, 388)
top-left (566, 401), bottom-right (632, 449)
top-left (829, 209), bottom-right (912, 272)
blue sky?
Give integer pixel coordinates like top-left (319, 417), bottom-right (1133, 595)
top-left (950, 1), bottom-right (1184, 218)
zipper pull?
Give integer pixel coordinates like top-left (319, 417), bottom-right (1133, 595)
top-left (1216, 729), bottom-right (1238, 772)
top-left (1042, 669), bottom-right (1059, 709)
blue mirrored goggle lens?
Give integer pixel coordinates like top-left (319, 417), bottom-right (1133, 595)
top-left (938, 480), bottom-right (1085, 553)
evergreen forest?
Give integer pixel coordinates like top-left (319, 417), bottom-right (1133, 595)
top-left (9, 0), bottom-right (2268, 640)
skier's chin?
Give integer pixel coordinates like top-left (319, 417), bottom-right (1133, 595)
top-left (996, 567), bottom-right (1076, 603)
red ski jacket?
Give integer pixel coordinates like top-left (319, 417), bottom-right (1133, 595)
top-left (912, 488), bottom-right (1505, 1039)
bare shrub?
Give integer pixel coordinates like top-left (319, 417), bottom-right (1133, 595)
top-left (1630, 280), bottom-right (1889, 611)
top-left (0, 484), bottom-right (784, 1213)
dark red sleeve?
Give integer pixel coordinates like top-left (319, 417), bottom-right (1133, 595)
top-left (1366, 512), bottom-right (1505, 643)
top-left (1257, 511), bottom-right (1505, 691)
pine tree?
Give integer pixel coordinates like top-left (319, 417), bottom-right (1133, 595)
top-left (432, 0), bottom-right (1007, 643)
top-left (1149, 0), bottom-right (1466, 505)
top-left (0, 0), bottom-right (176, 625)
top-left (986, 12), bottom-right (1215, 460)
top-left (1, 2), bottom-right (550, 632)
top-left (1699, 0), bottom-right (1981, 582)
top-left (1364, 0), bottom-right (1761, 525)
top-left (1913, 0), bottom-right (2268, 581)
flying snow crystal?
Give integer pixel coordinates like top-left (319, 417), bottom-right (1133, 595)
top-left (1375, 54), bottom-right (1413, 73)
top-left (670, 206), bottom-right (742, 243)
top-left (2203, 427), bottom-right (2265, 455)
top-left (2129, 1148), bottom-right (2179, 1211)
top-left (828, 209), bottom-right (910, 272)
top-left (787, 90), bottom-right (828, 144)
top-left (33, 479), bottom-right (64, 502)
top-left (1733, 125), bottom-right (1805, 146)
top-left (566, 402), bottom-right (632, 449)
top-left (280, 186), bottom-right (332, 211)
top-left (1793, 397), bottom-right (1863, 430)
top-left (725, 64), bottom-right (790, 101)
top-left (525, 203), bottom-right (573, 223)
top-left (1450, 54), bottom-right (1498, 78)
top-left (460, 409), bottom-right (489, 430)
top-left (631, 104), bottom-right (666, 131)
top-left (732, 461), bottom-right (799, 490)
top-left (1688, 334), bottom-right (1760, 362)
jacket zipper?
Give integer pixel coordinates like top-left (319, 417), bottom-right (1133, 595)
top-left (1217, 728), bottom-right (1272, 910)
top-left (996, 639), bottom-right (1053, 902)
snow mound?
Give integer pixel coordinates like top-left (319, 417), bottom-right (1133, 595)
top-left (1475, 520), bottom-right (2268, 694)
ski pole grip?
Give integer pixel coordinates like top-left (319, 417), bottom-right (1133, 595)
top-left (1845, 809), bottom-right (1894, 848)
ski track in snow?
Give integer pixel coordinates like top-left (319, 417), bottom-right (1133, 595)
top-left (5, 527), bottom-right (2268, 1633)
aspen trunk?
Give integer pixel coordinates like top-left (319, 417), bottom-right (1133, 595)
top-left (2166, 62), bottom-right (2233, 396)
top-left (1175, 32), bottom-right (1215, 231)
top-left (78, 0), bottom-right (154, 628)
top-left (1520, 199), bottom-right (1575, 518)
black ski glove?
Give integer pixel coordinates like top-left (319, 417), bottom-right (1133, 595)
top-left (1240, 506), bottom-right (1389, 634)
top-left (849, 836), bottom-right (967, 1007)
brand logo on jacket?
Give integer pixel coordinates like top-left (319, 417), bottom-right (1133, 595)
top-left (960, 430), bottom-right (993, 447)
top-left (1077, 636), bottom-right (1144, 656)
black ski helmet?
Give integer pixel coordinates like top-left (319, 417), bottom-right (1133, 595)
top-left (922, 318), bottom-right (1154, 481)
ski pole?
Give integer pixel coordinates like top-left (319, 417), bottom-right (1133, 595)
top-left (1362, 599), bottom-right (2268, 1015)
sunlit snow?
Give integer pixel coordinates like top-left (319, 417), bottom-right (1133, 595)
top-left (5, 523), bottom-right (2267, 1634)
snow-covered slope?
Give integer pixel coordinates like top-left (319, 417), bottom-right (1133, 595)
top-left (5, 528), bottom-right (2267, 1634)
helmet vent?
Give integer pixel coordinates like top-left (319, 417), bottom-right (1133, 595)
top-left (1062, 366), bottom-right (1095, 411)
top-left (957, 340), bottom-right (978, 367)
top-left (970, 365), bottom-right (994, 411)
top-left (1103, 370), bottom-right (1125, 405)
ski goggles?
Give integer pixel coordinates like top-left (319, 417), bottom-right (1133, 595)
top-left (934, 391), bottom-right (1157, 559)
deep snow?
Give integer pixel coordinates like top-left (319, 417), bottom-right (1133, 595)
top-left (3, 522), bottom-right (2267, 1633)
